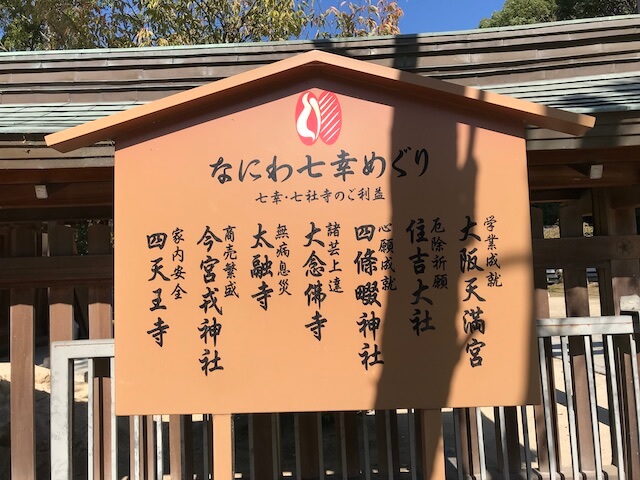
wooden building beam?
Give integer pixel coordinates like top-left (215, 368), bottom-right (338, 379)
top-left (0, 167), bottom-right (112, 185)
top-left (527, 145), bottom-right (640, 166)
top-left (0, 255), bottom-right (112, 288)
top-left (532, 235), bottom-right (640, 269)
top-left (0, 206), bottom-right (113, 222)
top-left (529, 163), bottom-right (640, 191)
top-left (0, 181), bottom-right (112, 208)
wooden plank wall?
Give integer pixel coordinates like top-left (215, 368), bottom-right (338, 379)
top-left (2, 196), bottom-right (639, 479)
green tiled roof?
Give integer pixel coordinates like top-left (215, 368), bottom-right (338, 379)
top-left (3, 69), bottom-right (640, 134)
top-left (485, 72), bottom-right (640, 114)
top-left (0, 102), bottom-right (143, 133)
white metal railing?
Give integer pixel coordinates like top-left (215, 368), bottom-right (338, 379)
top-left (50, 339), bottom-right (116, 479)
top-left (51, 311), bottom-right (640, 480)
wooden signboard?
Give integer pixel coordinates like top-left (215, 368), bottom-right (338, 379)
top-left (113, 79), bottom-right (539, 415)
top-left (46, 51), bottom-right (594, 416)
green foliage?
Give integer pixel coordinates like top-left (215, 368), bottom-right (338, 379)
top-left (479, 0), bottom-right (556, 28)
top-left (0, 1), bottom-right (147, 50)
top-left (556, 0), bottom-right (637, 19)
top-left (311, 0), bottom-right (404, 38)
top-left (540, 203), bottom-right (559, 226)
top-left (140, 0), bottom-right (308, 45)
top-left (480, 0), bottom-right (637, 28)
top-left (0, 0), bottom-right (405, 51)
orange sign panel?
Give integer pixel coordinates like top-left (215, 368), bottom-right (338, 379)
top-left (114, 81), bottom-right (538, 415)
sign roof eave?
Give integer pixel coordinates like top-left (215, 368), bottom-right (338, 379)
top-left (45, 50), bottom-right (595, 153)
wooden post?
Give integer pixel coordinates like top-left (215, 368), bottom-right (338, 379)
top-left (130, 417), bottom-right (139, 479)
top-left (213, 414), bottom-right (234, 480)
top-left (251, 413), bottom-right (278, 480)
top-left (48, 224), bottom-right (76, 344)
top-left (88, 224), bottom-right (114, 479)
top-left (48, 224), bottom-right (76, 479)
top-left (129, 416), bottom-right (157, 479)
top-left (184, 416), bottom-right (194, 478)
top-left (10, 227), bottom-right (36, 480)
top-left (559, 204), bottom-right (597, 476)
top-left (169, 415), bottom-right (194, 479)
top-left (335, 412), bottom-right (360, 479)
top-left (618, 341), bottom-right (640, 479)
top-left (416, 410), bottom-right (445, 480)
top-left (374, 410), bottom-right (399, 479)
top-left (169, 416), bottom-right (183, 478)
top-left (593, 188), bottom-right (640, 478)
top-left (206, 415), bottom-right (214, 478)
top-left (297, 412), bottom-right (321, 480)
top-left (454, 407), bottom-right (481, 477)
top-left (531, 206), bottom-right (562, 477)
top-left (0, 228), bottom-right (10, 358)
top-left (146, 416), bottom-right (156, 480)
top-left (36, 226), bottom-right (49, 340)
top-left (493, 407), bottom-right (522, 477)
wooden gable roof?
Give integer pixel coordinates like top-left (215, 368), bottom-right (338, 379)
top-left (45, 50), bottom-right (594, 152)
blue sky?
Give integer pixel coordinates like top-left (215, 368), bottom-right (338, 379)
top-left (398, 0), bottom-right (506, 34)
